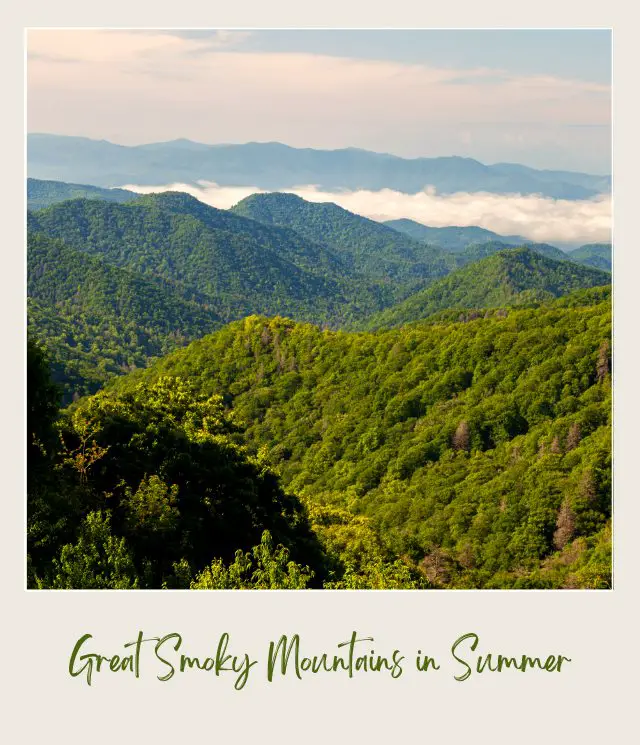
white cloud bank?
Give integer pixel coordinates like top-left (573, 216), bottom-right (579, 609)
top-left (121, 182), bottom-right (612, 246)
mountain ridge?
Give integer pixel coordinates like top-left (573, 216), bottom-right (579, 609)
top-left (366, 247), bottom-right (610, 329)
top-left (28, 133), bottom-right (610, 198)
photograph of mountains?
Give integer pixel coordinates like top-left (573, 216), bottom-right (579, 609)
top-left (26, 29), bottom-right (612, 589)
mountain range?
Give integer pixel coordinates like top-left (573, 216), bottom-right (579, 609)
top-left (27, 134), bottom-right (611, 199)
top-left (26, 170), bottom-right (612, 590)
top-left (28, 185), bottom-right (611, 401)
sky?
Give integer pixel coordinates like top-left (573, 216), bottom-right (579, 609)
top-left (27, 29), bottom-right (612, 174)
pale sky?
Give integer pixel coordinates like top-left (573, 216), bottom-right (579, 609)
top-left (27, 29), bottom-right (612, 173)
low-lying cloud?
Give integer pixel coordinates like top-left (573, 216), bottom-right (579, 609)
top-left (121, 181), bottom-right (612, 246)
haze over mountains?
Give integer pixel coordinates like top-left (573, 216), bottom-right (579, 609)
top-left (28, 134), bottom-right (611, 199)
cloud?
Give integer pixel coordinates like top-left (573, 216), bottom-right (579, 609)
top-left (120, 181), bottom-right (612, 246)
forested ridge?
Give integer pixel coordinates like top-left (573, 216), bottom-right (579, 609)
top-left (26, 187), bottom-right (612, 589)
top-left (566, 243), bottom-right (612, 272)
top-left (381, 219), bottom-right (528, 250)
top-left (27, 232), bottom-right (225, 394)
top-left (98, 292), bottom-right (610, 589)
top-left (28, 193), bottom-right (398, 327)
top-left (231, 192), bottom-right (456, 281)
top-left (365, 248), bottom-right (610, 329)
top-left (27, 177), bottom-right (137, 211)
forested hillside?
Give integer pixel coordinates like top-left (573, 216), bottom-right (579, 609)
top-left (27, 193), bottom-right (611, 403)
top-left (27, 178), bottom-right (137, 210)
top-left (28, 194), bottom-right (398, 325)
top-left (456, 240), bottom-right (568, 265)
top-left (26, 187), bottom-right (612, 591)
top-left (568, 243), bottom-right (612, 272)
top-left (366, 249), bottom-right (610, 328)
top-left (28, 341), bottom-right (427, 589)
top-left (85, 290), bottom-right (611, 589)
top-left (231, 192), bottom-right (455, 281)
top-left (28, 232), bottom-right (223, 398)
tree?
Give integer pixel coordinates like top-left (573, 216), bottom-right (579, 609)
top-left (123, 475), bottom-right (180, 535)
top-left (566, 423), bottom-right (582, 451)
top-left (578, 469), bottom-right (597, 504)
top-left (46, 511), bottom-right (139, 589)
top-left (553, 501), bottom-right (576, 551)
top-left (191, 531), bottom-right (313, 589)
top-left (452, 420), bottom-right (471, 451)
top-left (596, 340), bottom-right (610, 382)
top-left (27, 338), bottom-right (60, 464)
top-left (419, 547), bottom-right (453, 586)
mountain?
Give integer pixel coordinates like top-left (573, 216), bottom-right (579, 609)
top-left (27, 193), bottom-right (396, 329)
top-left (27, 232), bottom-right (223, 398)
top-left (98, 294), bottom-right (611, 589)
top-left (456, 240), bottom-right (569, 265)
top-left (365, 248), bottom-right (611, 329)
top-left (568, 243), bottom-right (612, 272)
top-left (490, 162), bottom-right (611, 195)
top-left (27, 177), bottom-right (137, 210)
top-left (383, 219), bottom-right (529, 251)
top-left (231, 192), bottom-right (455, 281)
top-left (382, 219), bottom-right (572, 264)
top-left (28, 134), bottom-right (610, 199)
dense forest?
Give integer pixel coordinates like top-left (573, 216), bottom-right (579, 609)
top-left (27, 232), bottom-right (222, 398)
top-left (366, 249), bottom-right (610, 329)
top-left (231, 192), bottom-right (456, 281)
top-left (27, 177), bottom-right (137, 210)
top-left (26, 185), bottom-right (612, 589)
top-left (566, 243), bottom-right (612, 272)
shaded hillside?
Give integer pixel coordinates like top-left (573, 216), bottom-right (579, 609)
top-left (27, 233), bottom-right (222, 398)
top-left (568, 243), bottom-right (612, 272)
top-left (28, 194), bottom-right (394, 327)
top-left (231, 192), bottom-right (455, 281)
top-left (365, 248), bottom-right (610, 329)
top-left (27, 345), bottom-right (329, 590)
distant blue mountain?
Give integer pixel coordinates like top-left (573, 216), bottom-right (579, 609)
top-left (27, 134), bottom-right (610, 199)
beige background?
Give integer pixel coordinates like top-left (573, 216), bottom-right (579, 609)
top-left (2, 3), bottom-right (638, 742)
